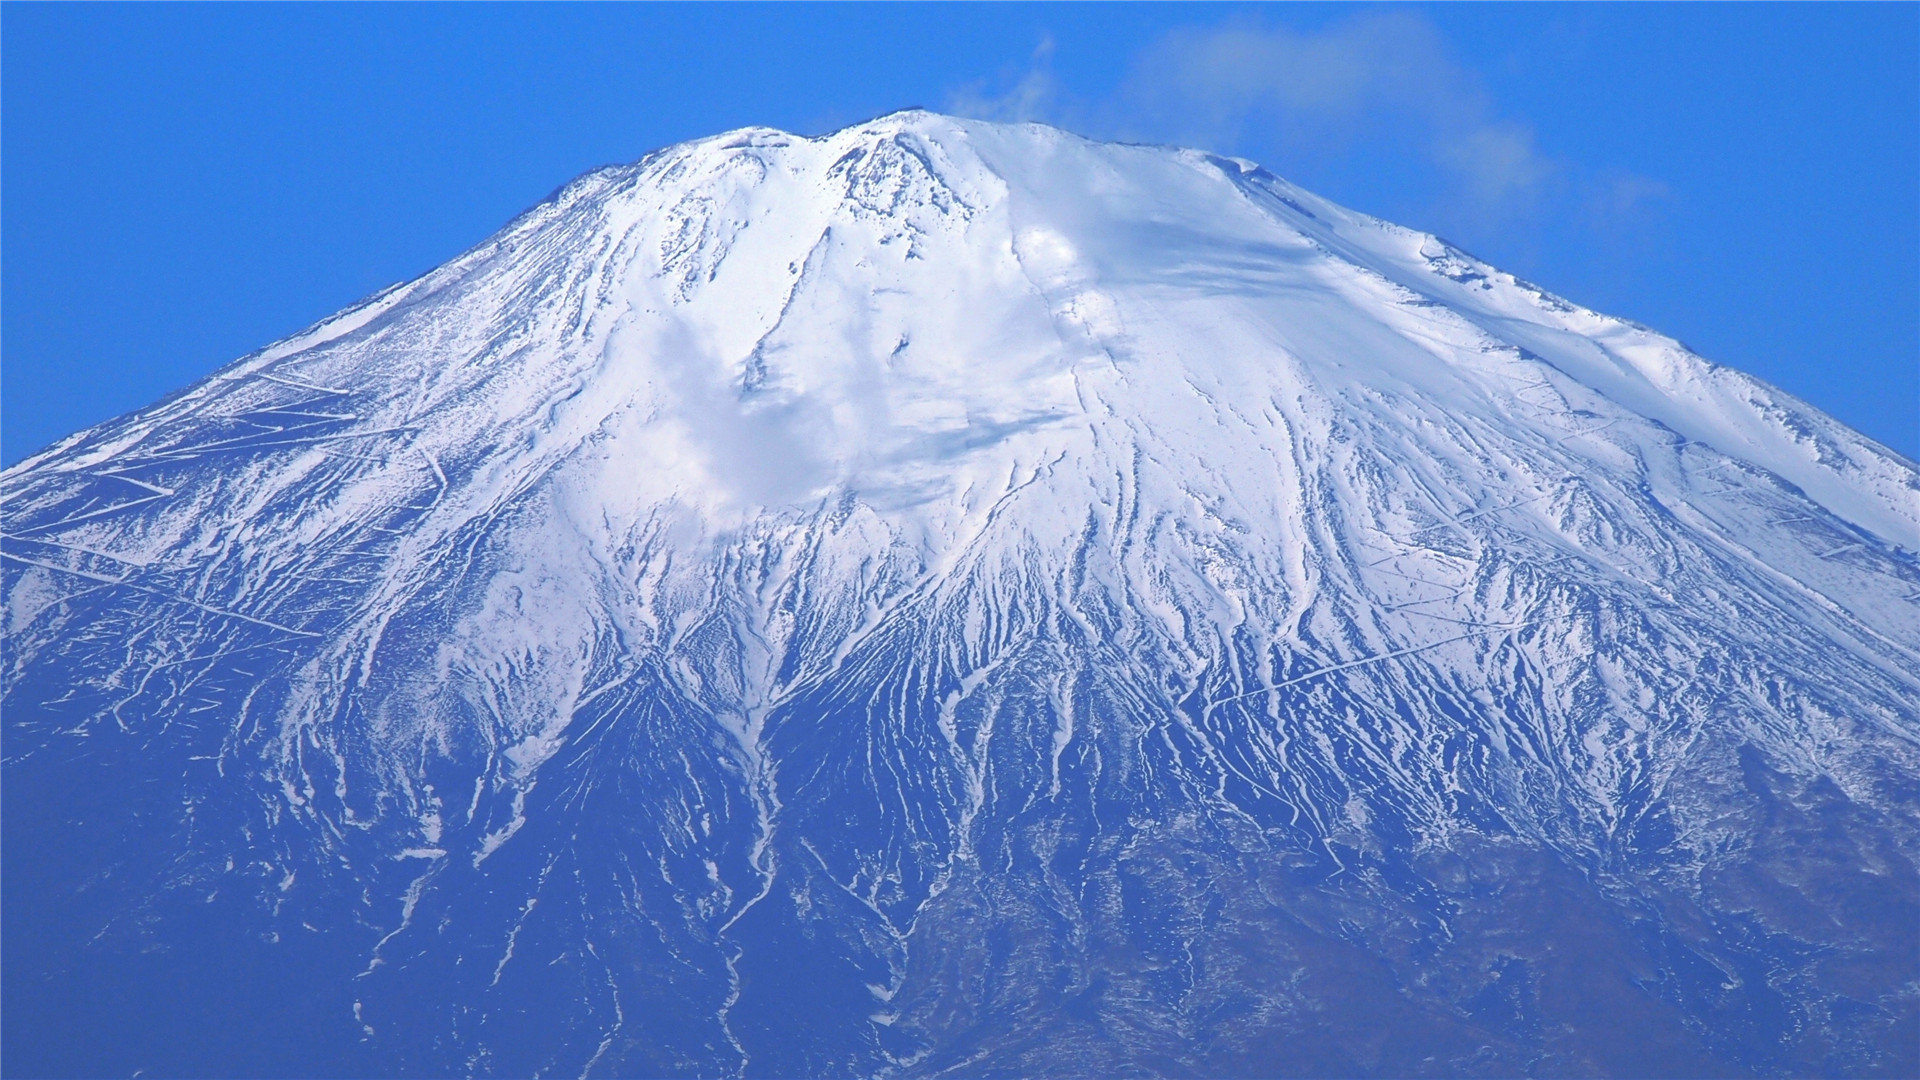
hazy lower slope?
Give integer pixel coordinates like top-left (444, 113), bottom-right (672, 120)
top-left (5, 111), bottom-right (1916, 1078)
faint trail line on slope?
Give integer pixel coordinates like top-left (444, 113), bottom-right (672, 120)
top-left (1560, 419), bottom-right (1620, 440)
top-left (0, 550), bottom-right (322, 638)
top-left (127, 425), bottom-right (422, 464)
top-left (800, 837), bottom-right (906, 940)
top-left (0, 533), bottom-right (151, 568)
top-left (1380, 591), bottom-right (1464, 612)
top-left (416, 447), bottom-right (450, 509)
top-left (1666, 500), bottom-right (1920, 691)
top-left (10, 493), bottom-right (174, 535)
top-left (1211, 617), bottom-right (1559, 706)
top-left (249, 406), bottom-right (360, 422)
top-left (0, 550), bottom-right (131, 585)
top-left (1411, 486), bottom-right (1564, 535)
top-left (84, 471), bottom-right (177, 495)
top-left (259, 371), bottom-right (353, 395)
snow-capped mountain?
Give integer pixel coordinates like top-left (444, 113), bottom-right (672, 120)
top-left (4, 110), bottom-right (1915, 1078)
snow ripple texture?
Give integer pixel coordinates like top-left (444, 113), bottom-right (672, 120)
top-left (4, 111), bottom-right (1917, 1078)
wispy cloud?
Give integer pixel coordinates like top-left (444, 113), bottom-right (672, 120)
top-left (944, 12), bottom-right (1672, 254)
top-left (1585, 172), bottom-right (1674, 229)
top-left (945, 36), bottom-right (1061, 124)
top-left (1115, 13), bottom-right (1557, 220)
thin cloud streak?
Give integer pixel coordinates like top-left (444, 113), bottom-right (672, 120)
top-left (946, 12), bottom-right (1671, 249)
top-left (946, 35), bottom-right (1060, 123)
top-left (1116, 13), bottom-right (1557, 220)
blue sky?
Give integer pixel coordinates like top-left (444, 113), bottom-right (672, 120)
top-left (4, 3), bottom-right (1915, 465)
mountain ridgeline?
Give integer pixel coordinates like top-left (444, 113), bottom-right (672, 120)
top-left (4, 112), bottom-right (1917, 1078)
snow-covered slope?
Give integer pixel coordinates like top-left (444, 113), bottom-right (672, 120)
top-left (5, 111), bottom-right (1916, 1078)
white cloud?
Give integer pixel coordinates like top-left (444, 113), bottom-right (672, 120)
top-left (943, 13), bottom-right (1673, 250)
top-left (1588, 172), bottom-right (1674, 224)
top-left (1116, 13), bottom-right (1558, 218)
top-left (946, 36), bottom-right (1060, 124)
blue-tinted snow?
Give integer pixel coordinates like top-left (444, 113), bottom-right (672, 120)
top-left (4, 111), bottom-right (1916, 1078)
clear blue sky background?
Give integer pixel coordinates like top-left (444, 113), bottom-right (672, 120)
top-left (4, 2), bottom-right (1915, 466)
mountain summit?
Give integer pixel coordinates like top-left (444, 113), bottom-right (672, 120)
top-left (5, 111), bottom-right (1916, 1078)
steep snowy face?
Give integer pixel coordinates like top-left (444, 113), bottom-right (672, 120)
top-left (5, 112), bottom-right (1917, 1079)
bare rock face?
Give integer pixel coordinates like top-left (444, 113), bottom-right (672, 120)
top-left (5, 111), bottom-right (1916, 1078)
